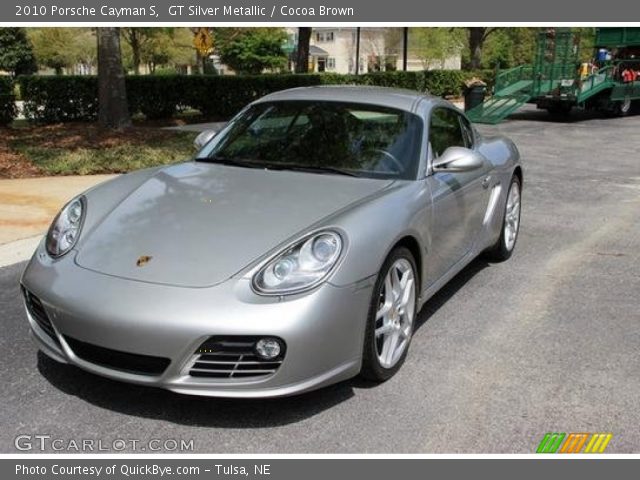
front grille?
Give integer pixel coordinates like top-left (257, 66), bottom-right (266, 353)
top-left (189, 336), bottom-right (286, 379)
top-left (22, 287), bottom-right (59, 345)
top-left (64, 336), bottom-right (170, 376)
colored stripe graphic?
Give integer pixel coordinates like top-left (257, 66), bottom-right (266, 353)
top-left (537, 433), bottom-right (613, 453)
top-left (536, 433), bottom-right (565, 453)
top-left (584, 433), bottom-right (613, 453)
top-left (559, 433), bottom-right (589, 453)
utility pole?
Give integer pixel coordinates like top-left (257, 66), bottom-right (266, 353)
top-left (403, 27), bottom-right (408, 71)
top-left (355, 27), bottom-right (361, 75)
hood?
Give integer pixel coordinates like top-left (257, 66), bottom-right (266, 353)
top-left (75, 162), bottom-right (393, 287)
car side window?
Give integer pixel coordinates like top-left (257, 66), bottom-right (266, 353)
top-left (429, 108), bottom-right (466, 158)
top-left (459, 115), bottom-right (474, 149)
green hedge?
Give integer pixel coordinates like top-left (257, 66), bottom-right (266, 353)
top-left (18, 70), bottom-right (494, 124)
top-left (20, 75), bottom-right (98, 123)
top-left (0, 76), bottom-right (16, 126)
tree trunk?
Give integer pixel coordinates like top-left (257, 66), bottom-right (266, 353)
top-left (468, 27), bottom-right (487, 70)
top-left (295, 27), bottom-right (312, 73)
top-left (97, 27), bottom-right (131, 129)
top-left (131, 35), bottom-right (141, 75)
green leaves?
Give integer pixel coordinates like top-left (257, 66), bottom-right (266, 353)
top-left (17, 69), bottom-right (494, 124)
top-left (214, 28), bottom-right (288, 75)
top-left (0, 76), bottom-right (16, 126)
top-left (0, 28), bottom-right (37, 76)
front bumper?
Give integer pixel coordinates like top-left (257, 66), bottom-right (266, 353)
top-left (21, 242), bottom-right (374, 398)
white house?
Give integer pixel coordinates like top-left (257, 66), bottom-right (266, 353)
top-left (285, 27), bottom-right (461, 74)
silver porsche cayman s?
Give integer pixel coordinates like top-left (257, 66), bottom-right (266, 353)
top-left (21, 86), bottom-right (522, 398)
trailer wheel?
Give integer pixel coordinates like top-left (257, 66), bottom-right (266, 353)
top-left (546, 103), bottom-right (572, 118)
top-left (617, 97), bottom-right (632, 116)
top-left (604, 97), bottom-right (632, 117)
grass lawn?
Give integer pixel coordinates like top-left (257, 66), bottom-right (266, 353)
top-left (0, 123), bottom-right (196, 178)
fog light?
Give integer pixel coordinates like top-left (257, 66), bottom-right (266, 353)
top-left (255, 338), bottom-right (281, 359)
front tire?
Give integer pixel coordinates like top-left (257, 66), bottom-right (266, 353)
top-left (485, 175), bottom-right (521, 262)
top-left (360, 247), bottom-right (418, 382)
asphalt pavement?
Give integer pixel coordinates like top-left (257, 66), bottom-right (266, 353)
top-left (1, 105), bottom-right (639, 453)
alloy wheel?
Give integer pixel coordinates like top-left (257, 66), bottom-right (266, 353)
top-left (504, 181), bottom-right (521, 252)
top-left (374, 258), bottom-right (416, 369)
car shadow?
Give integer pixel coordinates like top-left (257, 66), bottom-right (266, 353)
top-left (414, 257), bottom-right (490, 332)
top-left (37, 257), bottom-right (490, 426)
top-left (37, 351), bottom-right (355, 428)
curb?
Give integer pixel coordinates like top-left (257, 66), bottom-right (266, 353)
top-left (0, 235), bottom-right (41, 269)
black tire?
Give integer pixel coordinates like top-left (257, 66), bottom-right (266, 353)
top-left (546, 103), bottom-right (572, 119)
top-left (602, 97), bottom-right (632, 117)
top-left (485, 175), bottom-right (521, 262)
top-left (360, 246), bottom-right (418, 382)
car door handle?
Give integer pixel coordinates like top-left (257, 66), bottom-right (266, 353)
top-left (482, 176), bottom-right (491, 189)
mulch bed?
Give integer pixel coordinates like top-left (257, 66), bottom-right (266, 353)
top-left (0, 123), bottom-right (189, 179)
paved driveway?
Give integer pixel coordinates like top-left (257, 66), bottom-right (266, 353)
top-left (1, 106), bottom-right (638, 453)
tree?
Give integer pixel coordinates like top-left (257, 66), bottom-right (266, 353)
top-left (28, 28), bottom-right (73, 74)
top-left (28, 28), bottom-right (97, 74)
top-left (121, 28), bottom-right (173, 74)
top-left (465, 27), bottom-right (498, 70)
top-left (295, 27), bottom-right (312, 73)
top-left (0, 28), bottom-right (37, 76)
top-left (97, 28), bottom-right (131, 129)
top-left (150, 28), bottom-right (197, 72)
top-left (215, 28), bottom-right (287, 75)
top-left (409, 28), bottom-right (465, 69)
top-left (475, 28), bottom-right (538, 70)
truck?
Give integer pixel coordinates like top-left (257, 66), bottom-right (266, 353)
top-left (467, 27), bottom-right (640, 124)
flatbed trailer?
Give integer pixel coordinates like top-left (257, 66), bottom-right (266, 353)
top-left (468, 28), bottom-right (640, 124)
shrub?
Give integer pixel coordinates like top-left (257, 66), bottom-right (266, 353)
top-left (186, 74), bottom-right (323, 118)
top-left (126, 75), bottom-right (181, 119)
top-left (19, 75), bottom-right (98, 123)
top-left (18, 70), bottom-right (496, 124)
top-left (0, 76), bottom-right (16, 126)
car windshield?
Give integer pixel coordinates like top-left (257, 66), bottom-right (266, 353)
top-left (196, 100), bottom-right (423, 180)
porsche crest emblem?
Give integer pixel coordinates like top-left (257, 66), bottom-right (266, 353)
top-left (136, 255), bottom-right (152, 267)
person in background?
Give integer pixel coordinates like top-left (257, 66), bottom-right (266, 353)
top-left (621, 67), bottom-right (634, 83)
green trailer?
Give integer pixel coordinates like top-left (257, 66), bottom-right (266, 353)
top-left (467, 28), bottom-right (640, 124)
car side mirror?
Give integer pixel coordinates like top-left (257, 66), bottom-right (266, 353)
top-left (432, 146), bottom-right (484, 173)
top-left (193, 129), bottom-right (218, 150)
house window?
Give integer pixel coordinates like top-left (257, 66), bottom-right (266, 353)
top-left (327, 58), bottom-right (336, 70)
top-left (316, 31), bottom-right (335, 43)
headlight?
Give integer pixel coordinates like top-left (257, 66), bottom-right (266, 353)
top-left (46, 196), bottom-right (86, 257)
top-left (253, 231), bottom-right (343, 295)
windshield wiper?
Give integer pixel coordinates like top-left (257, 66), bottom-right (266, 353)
top-left (264, 163), bottom-right (359, 177)
top-left (194, 156), bottom-right (265, 169)
top-left (196, 157), bottom-right (359, 177)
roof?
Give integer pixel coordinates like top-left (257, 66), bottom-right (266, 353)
top-left (254, 85), bottom-right (439, 113)
top-left (308, 45), bottom-right (330, 56)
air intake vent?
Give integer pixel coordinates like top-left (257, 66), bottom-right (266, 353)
top-left (189, 336), bottom-right (285, 379)
top-left (22, 287), bottom-right (59, 345)
top-left (64, 336), bottom-right (171, 376)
